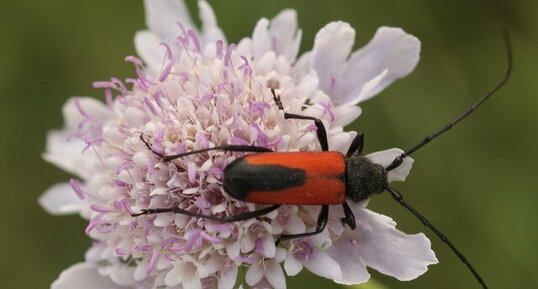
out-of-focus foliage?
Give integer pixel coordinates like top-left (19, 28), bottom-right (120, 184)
top-left (0, 1), bottom-right (536, 289)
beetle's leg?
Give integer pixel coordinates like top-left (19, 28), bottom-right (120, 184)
top-left (140, 134), bottom-right (273, 162)
top-left (346, 132), bottom-right (364, 157)
top-left (271, 89), bottom-right (329, 151)
top-left (341, 202), bottom-right (356, 229)
top-left (276, 205), bottom-right (329, 244)
top-left (132, 204), bottom-right (281, 222)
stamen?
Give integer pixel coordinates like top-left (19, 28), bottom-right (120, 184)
top-left (224, 44), bottom-right (235, 67)
top-left (239, 56), bottom-right (253, 78)
top-left (146, 250), bottom-right (159, 274)
top-left (69, 178), bottom-right (86, 200)
top-left (159, 43), bottom-right (174, 82)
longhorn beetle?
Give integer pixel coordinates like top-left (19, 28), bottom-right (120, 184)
top-left (133, 30), bottom-right (512, 289)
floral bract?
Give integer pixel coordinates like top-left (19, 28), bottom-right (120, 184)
top-left (40, 1), bottom-right (437, 289)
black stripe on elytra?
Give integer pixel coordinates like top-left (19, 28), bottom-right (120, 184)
top-left (223, 158), bottom-right (306, 200)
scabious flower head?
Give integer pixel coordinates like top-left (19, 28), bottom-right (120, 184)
top-left (40, 1), bottom-right (437, 289)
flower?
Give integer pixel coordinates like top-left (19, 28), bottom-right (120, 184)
top-left (40, 1), bottom-right (437, 289)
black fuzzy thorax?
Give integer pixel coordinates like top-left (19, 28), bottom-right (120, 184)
top-left (345, 155), bottom-right (387, 202)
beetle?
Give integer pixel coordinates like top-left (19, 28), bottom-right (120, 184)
top-left (133, 31), bottom-right (512, 289)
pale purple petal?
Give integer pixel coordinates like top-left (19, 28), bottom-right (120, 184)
top-left (39, 183), bottom-right (86, 215)
top-left (311, 22), bottom-right (355, 98)
top-left (252, 18), bottom-right (271, 59)
top-left (292, 50), bottom-right (312, 77)
top-left (218, 266), bottom-right (238, 289)
top-left (265, 260), bottom-right (286, 289)
top-left (327, 233), bottom-right (370, 285)
top-left (43, 131), bottom-right (90, 178)
top-left (284, 255), bottom-right (303, 276)
top-left (332, 103), bottom-right (362, 127)
top-left (336, 26), bottom-right (420, 103)
top-left (349, 69), bottom-right (389, 105)
top-left (328, 130), bottom-right (356, 155)
top-left (269, 9), bottom-right (302, 62)
top-left (245, 263), bottom-right (264, 286)
top-left (366, 148), bottom-right (414, 182)
top-left (144, 0), bottom-right (194, 44)
top-left (165, 263), bottom-right (193, 287)
top-left (302, 248), bottom-right (343, 280)
top-left (134, 31), bottom-right (165, 71)
top-left (262, 234), bottom-right (277, 258)
top-left (184, 278), bottom-right (203, 289)
top-left (62, 97), bottom-right (109, 130)
top-left (351, 207), bottom-right (438, 281)
top-left (109, 264), bottom-right (136, 286)
top-left (51, 262), bottom-right (128, 289)
top-left (198, 0), bottom-right (226, 44)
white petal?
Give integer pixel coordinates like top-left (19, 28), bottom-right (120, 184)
top-left (262, 234), bottom-right (277, 258)
top-left (245, 263), bottom-right (264, 286)
top-left (292, 51), bottom-right (311, 77)
top-left (43, 130), bottom-right (91, 178)
top-left (327, 235), bottom-right (370, 285)
top-left (134, 30), bottom-right (165, 71)
top-left (225, 239), bottom-right (240, 260)
top-left (302, 248), bottom-right (343, 280)
top-left (332, 103), bottom-right (362, 128)
top-left (198, 0), bottom-right (226, 44)
top-left (133, 259), bottom-right (149, 282)
top-left (336, 27), bottom-right (420, 103)
top-left (350, 69), bottom-right (389, 105)
top-left (328, 130), bottom-right (356, 155)
top-left (284, 255), bottom-right (303, 276)
top-left (39, 183), bottom-right (86, 215)
top-left (143, 0), bottom-right (194, 43)
top-left (252, 18), bottom-right (271, 59)
top-left (197, 255), bottom-right (222, 277)
top-left (283, 213), bottom-right (306, 235)
top-left (235, 37), bottom-right (253, 58)
top-left (165, 264), bottom-right (183, 286)
top-left (265, 261), bottom-right (286, 289)
top-left (109, 264), bottom-right (136, 286)
top-left (218, 266), bottom-right (238, 289)
top-left (62, 97), bottom-right (109, 130)
top-left (365, 148), bottom-right (414, 182)
top-left (183, 278), bottom-right (202, 289)
top-left (52, 262), bottom-right (128, 289)
top-left (352, 207), bottom-right (438, 280)
top-left (269, 9), bottom-right (301, 62)
top-left (311, 22), bottom-right (355, 99)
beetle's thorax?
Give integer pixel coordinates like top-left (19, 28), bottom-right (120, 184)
top-left (345, 155), bottom-right (387, 203)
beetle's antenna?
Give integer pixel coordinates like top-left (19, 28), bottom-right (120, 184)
top-left (387, 29), bottom-right (512, 171)
top-left (386, 186), bottom-right (488, 289)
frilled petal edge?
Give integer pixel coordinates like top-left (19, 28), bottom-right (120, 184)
top-left (134, 30), bottom-right (166, 71)
top-left (351, 206), bottom-right (438, 281)
top-left (366, 148), bottom-right (414, 182)
top-left (143, 0), bottom-right (194, 43)
top-left (52, 262), bottom-right (129, 289)
top-left (39, 182), bottom-right (85, 215)
top-left (62, 97), bottom-right (110, 130)
top-left (310, 21), bottom-right (355, 102)
top-left (269, 9), bottom-right (301, 62)
top-left (43, 130), bottom-right (91, 179)
top-left (327, 236), bottom-right (370, 285)
top-left (198, 0), bottom-right (226, 44)
top-left (336, 26), bottom-right (421, 104)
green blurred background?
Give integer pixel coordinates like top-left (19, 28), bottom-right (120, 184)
top-left (1, 0), bottom-right (536, 288)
